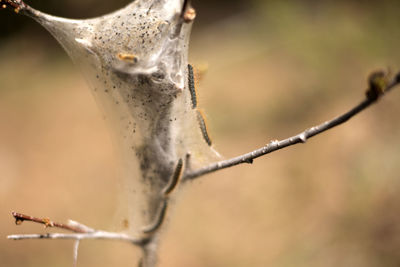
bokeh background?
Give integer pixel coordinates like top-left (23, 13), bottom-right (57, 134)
top-left (1, 0), bottom-right (400, 266)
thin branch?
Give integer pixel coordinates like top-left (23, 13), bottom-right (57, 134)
top-left (72, 240), bottom-right (80, 267)
top-left (8, 212), bottom-right (149, 246)
top-left (9, 157), bottom-right (187, 262)
top-left (11, 211), bottom-right (94, 233)
top-left (7, 231), bottom-right (144, 244)
top-left (184, 71), bottom-right (400, 181)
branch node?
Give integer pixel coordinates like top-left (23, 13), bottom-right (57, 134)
top-left (270, 140), bottom-right (279, 146)
top-left (42, 218), bottom-right (54, 228)
top-left (183, 7), bottom-right (196, 23)
top-left (298, 133), bottom-right (307, 143)
top-left (181, 0), bottom-right (196, 23)
top-left (366, 70), bottom-right (389, 101)
top-left (245, 158), bottom-right (254, 164)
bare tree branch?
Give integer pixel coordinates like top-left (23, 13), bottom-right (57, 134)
top-left (7, 232), bottom-right (144, 244)
top-left (183, 71), bottom-right (400, 181)
top-left (8, 157), bottom-right (186, 265)
top-left (8, 212), bottom-right (149, 246)
top-left (11, 211), bottom-right (94, 233)
top-left (73, 240), bottom-right (80, 267)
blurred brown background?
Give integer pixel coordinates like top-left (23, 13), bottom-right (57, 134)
top-left (1, 0), bottom-right (400, 266)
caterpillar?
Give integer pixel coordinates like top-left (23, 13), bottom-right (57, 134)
top-left (141, 199), bottom-right (168, 234)
top-left (196, 109), bottom-right (212, 146)
top-left (187, 64), bottom-right (197, 109)
top-left (162, 158), bottom-right (183, 196)
top-left (117, 53), bottom-right (138, 64)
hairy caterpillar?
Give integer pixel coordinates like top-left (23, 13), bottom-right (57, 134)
top-left (162, 158), bottom-right (184, 196)
top-left (187, 64), bottom-right (197, 109)
top-left (196, 110), bottom-right (213, 146)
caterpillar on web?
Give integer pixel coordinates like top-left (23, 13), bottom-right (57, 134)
top-left (196, 109), bottom-right (212, 146)
top-left (162, 158), bottom-right (183, 196)
top-left (187, 64), bottom-right (197, 109)
top-left (141, 199), bottom-right (168, 234)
